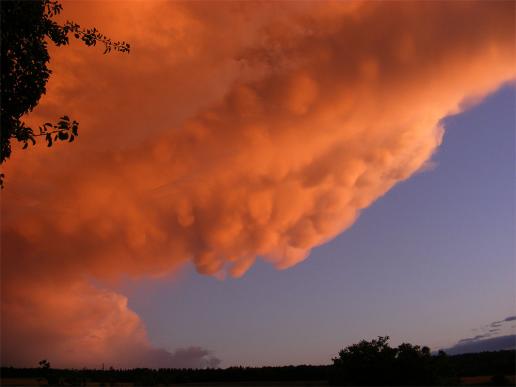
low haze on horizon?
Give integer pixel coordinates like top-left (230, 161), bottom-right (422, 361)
top-left (1, 0), bottom-right (515, 369)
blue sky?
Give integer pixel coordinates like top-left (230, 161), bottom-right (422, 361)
top-left (120, 84), bottom-right (515, 367)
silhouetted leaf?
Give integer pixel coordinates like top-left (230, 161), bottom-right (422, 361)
top-left (1, 0), bottom-right (130, 180)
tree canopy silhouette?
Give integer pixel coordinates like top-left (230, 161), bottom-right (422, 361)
top-left (331, 336), bottom-right (453, 385)
top-left (0, 0), bottom-right (129, 182)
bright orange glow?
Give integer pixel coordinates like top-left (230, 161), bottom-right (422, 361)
top-left (1, 0), bottom-right (514, 367)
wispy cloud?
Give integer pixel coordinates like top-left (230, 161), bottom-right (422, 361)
top-left (488, 315), bottom-right (516, 329)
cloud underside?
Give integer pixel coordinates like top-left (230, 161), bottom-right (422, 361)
top-left (443, 335), bottom-right (516, 355)
top-left (446, 314), bottom-right (516, 354)
top-left (1, 0), bottom-right (515, 367)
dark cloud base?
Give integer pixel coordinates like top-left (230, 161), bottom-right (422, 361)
top-left (442, 335), bottom-right (516, 355)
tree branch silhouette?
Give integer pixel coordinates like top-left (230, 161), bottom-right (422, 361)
top-left (0, 0), bottom-right (130, 187)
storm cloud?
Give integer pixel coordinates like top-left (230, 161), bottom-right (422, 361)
top-left (1, 0), bottom-right (515, 367)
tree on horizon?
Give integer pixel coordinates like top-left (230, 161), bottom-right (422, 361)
top-left (331, 336), bottom-right (454, 385)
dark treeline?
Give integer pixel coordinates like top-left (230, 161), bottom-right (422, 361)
top-left (1, 350), bottom-right (514, 386)
top-left (1, 365), bottom-right (328, 385)
top-left (448, 350), bottom-right (515, 377)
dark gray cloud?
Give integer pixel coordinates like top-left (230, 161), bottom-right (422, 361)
top-left (442, 335), bottom-right (516, 355)
top-left (457, 334), bottom-right (490, 344)
top-left (488, 314), bottom-right (516, 328)
top-left (448, 314), bottom-right (516, 355)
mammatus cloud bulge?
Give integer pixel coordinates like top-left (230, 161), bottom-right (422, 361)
top-left (1, 1), bottom-right (515, 367)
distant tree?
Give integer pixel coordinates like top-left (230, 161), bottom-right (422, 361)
top-left (331, 336), bottom-right (397, 385)
top-left (38, 359), bottom-right (50, 369)
top-left (0, 0), bottom-right (129, 185)
top-left (331, 336), bottom-right (452, 386)
top-left (393, 343), bottom-right (434, 384)
top-left (38, 359), bottom-right (59, 385)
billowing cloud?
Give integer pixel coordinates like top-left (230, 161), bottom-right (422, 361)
top-left (1, 0), bottom-right (515, 367)
top-left (0, 278), bottom-right (219, 368)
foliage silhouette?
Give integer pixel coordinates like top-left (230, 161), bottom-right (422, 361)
top-left (38, 359), bottom-right (50, 370)
top-left (330, 336), bottom-right (454, 385)
top-left (0, 0), bottom-right (129, 183)
top-left (37, 359), bottom-right (59, 385)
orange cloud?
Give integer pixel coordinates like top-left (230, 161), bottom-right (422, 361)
top-left (1, 0), bottom-right (514, 367)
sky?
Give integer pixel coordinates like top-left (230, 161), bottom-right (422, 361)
top-left (1, 0), bottom-right (515, 369)
top-left (119, 84), bottom-right (516, 367)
